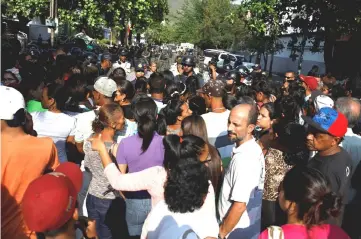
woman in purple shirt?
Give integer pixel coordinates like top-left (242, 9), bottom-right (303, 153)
top-left (116, 96), bottom-right (164, 237)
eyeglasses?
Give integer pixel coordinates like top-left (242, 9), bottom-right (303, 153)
top-left (182, 65), bottom-right (192, 68)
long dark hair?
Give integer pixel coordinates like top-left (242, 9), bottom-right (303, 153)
top-left (185, 76), bottom-right (200, 97)
top-left (181, 115), bottom-right (223, 199)
top-left (116, 80), bottom-right (135, 101)
top-left (163, 134), bottom-right (206, 170)
top-left (282, 166), bottom-right (342, 227)
top-left (46, 83), bottom-right (69, 111)
top-left (132, 96), bottom-right (157, 152)
top-left (261, 102), bottom-right (276, 120)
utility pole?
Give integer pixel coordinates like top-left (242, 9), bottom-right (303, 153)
top-left (50, 0), bottom-right (54, 47)
top-left (50, 0), bottom-right (57, 47)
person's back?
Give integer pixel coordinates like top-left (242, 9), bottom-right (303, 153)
top-left (202, 110), bottom-right (233, 165)
top-left (32, 111), bottom-right (76, 162)
top-left (1, 85), bottom-right (59, 239)
top-left (2, 135), bottom-right (59, 239)
top-left (259, 224), bottom-right (349, 239)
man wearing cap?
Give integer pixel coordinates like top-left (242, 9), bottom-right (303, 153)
top-left (300, 75), bottom-right (319, 102)
top-left (303, 107), bottom-right (352, 225)
top-left (22, 162), bottom-right (84, 239)
top-left (99, 53), bottom-right (112, 76)
top-left (198, 80), bottom-right (234, 164)
top-left (113, 48), bottom-right (131, 74)
top-left (127, 61), bottom-right (146, 84)
top-left (1, 86), bottom-right (59, 239)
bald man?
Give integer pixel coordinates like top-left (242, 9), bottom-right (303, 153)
top-left (218, 103), bottom-right (265, 239)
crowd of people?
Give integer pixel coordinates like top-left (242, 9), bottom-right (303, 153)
top-left (1, 43), bottom-right (361, 239)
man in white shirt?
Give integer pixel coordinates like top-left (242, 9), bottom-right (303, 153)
top-left (335, 97), bottom-right (361, 238)
top-left (198, 80), bottom-right (233, 167)
top-left (112, 48), bottom-right (131, 74)
top-left (218, 103), bottom-right (264, 239)
top-left (72, 76), bottom-right (117, 152)
top-left (149, 72), bottom-right (167, 113)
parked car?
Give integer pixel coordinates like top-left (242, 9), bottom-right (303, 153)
top-left (203, 49), bottom-right (228, 65)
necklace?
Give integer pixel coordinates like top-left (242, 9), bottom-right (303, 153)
top-left (212, 107), bottom-right (226, 112)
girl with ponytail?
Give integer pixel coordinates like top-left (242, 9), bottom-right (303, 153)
top-left (89, 134), bottom-right (219, 238)
top-left (259, 166), bottom-right (350, 239)
top-left (83, 103), bottom-right (125, 238)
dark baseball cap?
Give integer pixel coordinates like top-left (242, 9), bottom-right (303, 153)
top-left (197, 80), bottom-right (225, 97)
top-left (135, 62), bottom-right (144, 72)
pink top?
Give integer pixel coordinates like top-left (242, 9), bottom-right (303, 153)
top-left (104, 163), bottom-right (216, 213)
top-left (259, 224), bottom-right (350, 239)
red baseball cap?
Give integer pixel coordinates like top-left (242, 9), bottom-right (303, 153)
top-left (22, 162), bottom-right (82, 232)
top-left (300, 75), bottom-right (318, 91)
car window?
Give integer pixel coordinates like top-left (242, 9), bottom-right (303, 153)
top-left (220, 54), bottom-right (228, 60)
top-left (236, 56), bottom-right (245, 62)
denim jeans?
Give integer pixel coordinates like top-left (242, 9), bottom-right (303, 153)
top-left (86, 194), bottom-right (128, 239)
top-left (125, 198), bottom-right (152, 236)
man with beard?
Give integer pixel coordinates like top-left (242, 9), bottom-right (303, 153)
top-left (218, 103), bottom-right (265, 239)
top-left (303, 107), bottom-right (352, 226)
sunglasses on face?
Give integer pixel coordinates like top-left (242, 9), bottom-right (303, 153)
top-left (182, 65), bottom-right (192, 68)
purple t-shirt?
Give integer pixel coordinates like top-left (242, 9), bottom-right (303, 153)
top-left (116, 132), bottom-right (164, 173)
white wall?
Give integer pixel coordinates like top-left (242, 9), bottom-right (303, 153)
top-left (261, 35), bottom-right (326, 75)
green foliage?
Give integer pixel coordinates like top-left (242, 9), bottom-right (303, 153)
top-left (238, 0), bottom-right (284, 60)
top-left (4, 0), bottom-right (168, 38)
top-left (166, 0), bottom-right (246, 49)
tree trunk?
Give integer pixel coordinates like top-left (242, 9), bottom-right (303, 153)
top-left (136, 33), bottom-right (141, 43)
top-left (323, 27), bottom-right (335, 74)
top-left (297, 35), bottom-right (307, 75)
top-left (256, 53), bottom-right (261, 64)
top-left (263, 53), bottom-right (268, 71)
top-left (269, 52), bottom-right (274, 77)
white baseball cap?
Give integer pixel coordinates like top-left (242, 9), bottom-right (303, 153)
top-left (314, 95), bottom-right (334, 112)
top-left (0, 86), bottom-right (26, 120)
top-left (88, 77), bottom-right (117, 98)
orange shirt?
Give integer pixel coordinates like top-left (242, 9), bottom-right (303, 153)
top-left (1, 134), bottom-right (59, 239)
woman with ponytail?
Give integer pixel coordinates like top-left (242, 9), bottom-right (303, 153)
top-left (89, 134), bottom-right (218, 239)
top-left (115, 96), bottom-right (164, 238)
top-left (259, 166), bottom-right (350, 239)
top-left (83, 103), bottom-right (126, 239)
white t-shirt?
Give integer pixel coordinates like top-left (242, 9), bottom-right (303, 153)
top-left (72, 110), bottom-right (97, 143)
top-left (32, 111), bottom-right (76, 163)
top-left (112, 61), bottom-right (131, 74)
top-left (218, 138), bottom-right (265, 239)
top-left (201, 110), bottom-right (234, 166)
top-left (142, 183), bottom-right (218, 239)
top-left (340, 128), bottom-right (361, 203)
top-left (153, 98), bottom-right (166, 113)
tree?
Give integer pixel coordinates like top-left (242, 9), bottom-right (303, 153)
top-left (277, 0), bottom-right (361, 77)
top-left (3, 0), bottom-right (168, 40)
top-left (238, 0), bottom-right (284, 74)
top-left (171, 0), bottom-right (247, 50)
